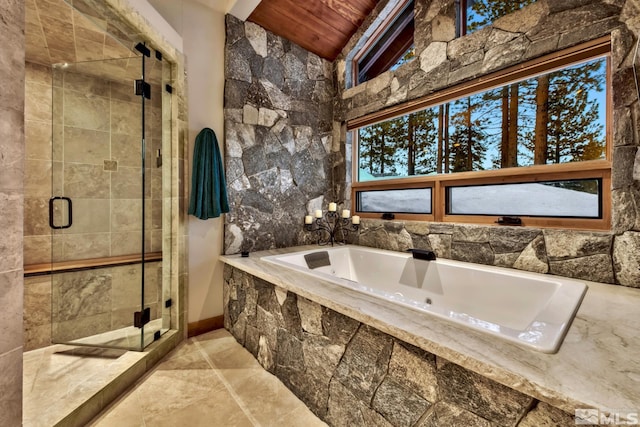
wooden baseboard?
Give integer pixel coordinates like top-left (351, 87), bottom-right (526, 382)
top-left (187, 315), bottom-right (224, 338)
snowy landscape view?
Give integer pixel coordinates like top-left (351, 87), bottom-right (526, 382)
top-left (359, 182), bottom-right (599, 218)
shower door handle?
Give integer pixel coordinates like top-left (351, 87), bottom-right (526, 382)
top-left (49, 196), bottom-right (73, 229)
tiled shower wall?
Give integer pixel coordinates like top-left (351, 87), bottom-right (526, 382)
top-left (22, 61), bottom-right (165, 350)
top-left (0, 0), bottom-right (25, 425)
top-left (23, 261), bottom-right (163, 351)
top-left (23, 61), bottom-right (164, 265)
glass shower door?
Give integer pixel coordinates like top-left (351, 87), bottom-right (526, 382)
top-left (49, 53), bottom-right (166, 350)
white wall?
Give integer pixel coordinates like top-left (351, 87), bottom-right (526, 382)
top-left (127, 0), bottom-right (184, 51)
top-left (182, 0), bottom-right (227, 323)
top-left (147, 0), bottom-right (228, 323)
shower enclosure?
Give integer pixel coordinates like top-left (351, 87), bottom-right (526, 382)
top-left (46, 45), bottom-right (172, 351)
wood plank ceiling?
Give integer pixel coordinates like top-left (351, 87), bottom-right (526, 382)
top-left (248, 0), bottom-right (380, 61)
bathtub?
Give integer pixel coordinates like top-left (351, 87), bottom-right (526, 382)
top-left (261, 246), bottom-right (587, 353)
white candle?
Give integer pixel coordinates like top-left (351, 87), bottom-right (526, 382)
top-left (342, 209), bottom-right (350, 218)
top-left (352, 215), bottom-right (360, 225)
top-left (328, 202), bottom-right (337, 212)
top-left (304, 215), bottom-right (313, 224)
top-left (315, 210), bottom-right (323, 218)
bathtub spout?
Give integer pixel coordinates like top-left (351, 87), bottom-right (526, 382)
top-left (407, 249), bottom-right (436, 261)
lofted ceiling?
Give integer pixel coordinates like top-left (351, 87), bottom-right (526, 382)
top-left (247, 0), bottom-right (380, 61)
top-left (25, 0), bottom-right (378, 78)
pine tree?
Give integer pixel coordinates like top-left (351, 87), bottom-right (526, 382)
top-left (358, 120), bottom-right (400, 177)
top-left (465, 0), bottom-right (536, 168)
top-left (449, 95), bottom-right (488, 172)
top-left (533, 74), bottom-right (550, 165)
top-left (466, 0), bottom-right (536, 33)
top-left (546, 61), bottom-right (605, 163)
top-left (521, 58), bottom-right (606, 165)
top-left (397, 109), bottom-right (439, 176)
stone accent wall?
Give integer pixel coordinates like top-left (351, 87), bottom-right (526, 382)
top-left (223, 15), bottom-right (341, 254)
top-left (333, 0), bottom-right (640, 288)
top-left (0, 0), bottom-right (24, 425)
top-left (352, 220), bottom-right (623, 284)
top-left (224, 266), bottom-right (579, 427)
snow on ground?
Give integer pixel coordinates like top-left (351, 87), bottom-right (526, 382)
top-left (360, 188), bottom-right (432, 213)
top-left (360, 183), bottom-right (598, 217)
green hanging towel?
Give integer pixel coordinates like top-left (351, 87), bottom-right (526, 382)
top-left (188, 128), bottom-right (230, 219)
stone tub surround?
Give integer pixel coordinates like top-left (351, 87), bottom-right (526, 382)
top-left (223, 15), bottom-right (342, 254)
top-left (353, 219), bottom-right (637, 287)
top-left (220, 246), bottom-right (640, 421)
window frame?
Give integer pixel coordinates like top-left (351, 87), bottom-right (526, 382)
top-left (349, 36), bottom-right (613, 231)
top-left (351, 0), bottom-right (414, 87)
top-left (356, 182), bottom-right (435, 219)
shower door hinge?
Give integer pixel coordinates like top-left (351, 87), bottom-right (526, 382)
top-left (165, 298), bottom-right (172, 308)
top-left (155, 50), bottom-right (162, 61)
top-left (135, 42), bottom-right (151, 57)
top-left (135, 79), bottom-right (151, 99)
top-left (165, 84), bottom-right (173, 94)
top-left (134, 307), bottom-right (151, 328)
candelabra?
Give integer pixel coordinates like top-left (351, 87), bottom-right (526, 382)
top-left (304, 204), bottom-right (360, 246)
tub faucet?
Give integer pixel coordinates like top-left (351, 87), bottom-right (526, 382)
top-left (407, 248), bottom-right (436, 261)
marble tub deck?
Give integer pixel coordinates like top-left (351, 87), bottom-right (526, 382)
top-left (221, 245), bottom-right (640, 416)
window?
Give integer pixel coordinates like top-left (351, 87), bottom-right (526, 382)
top-left (354, 0), bottom-right (415, 85)
top-left (350, 38), bottom-right (612, 229)
top-left (446, 179), bottom-right (602, 218)
top-left (358, 187), bottom-right (432, 214)
top-left (456, 0), bottom-right (536, 37)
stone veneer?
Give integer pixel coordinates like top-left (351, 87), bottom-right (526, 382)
top-left (353, 220), bottom-right (622, 284)
top-left (223, 15), bottom-right (341, 254)
top-left (224, 266), bottom-right (580, 427)
top-left (0, 0), bottom-right (25, 425)
top-left (331, 0), bottom-right (640, 288)
top-left (222, 0), bottom-right (640, 288)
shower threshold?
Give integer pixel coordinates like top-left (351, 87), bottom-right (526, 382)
top-left (66, 318), bottom-right (169, 350)
top-left (23, 321), bottom-right (177, 427)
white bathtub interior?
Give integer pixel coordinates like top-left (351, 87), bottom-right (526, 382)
top-left (261, 246), bottom-right (587, 353)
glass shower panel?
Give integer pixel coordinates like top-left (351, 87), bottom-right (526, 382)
top-left (141, 49), bottom-right (170, 347)
top-left (162, 61), bottom-right (178, 333)
top-left (50, 56), bottom-right (152, 350)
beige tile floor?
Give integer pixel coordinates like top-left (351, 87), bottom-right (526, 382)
top-left (23, 343), bottom-right (147, 427)
top-left (88, 329), bottom-right (328, 427)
